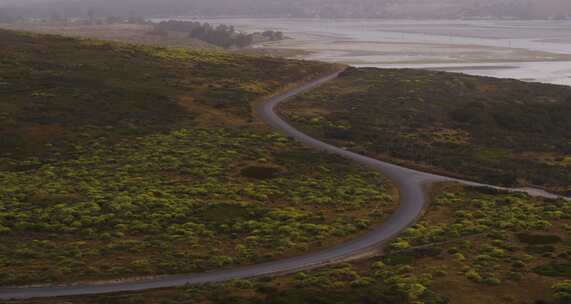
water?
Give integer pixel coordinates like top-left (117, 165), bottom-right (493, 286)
top-left (365, 61), bottom-right (571, 86)
top-left (160, 18), bottom-right (571, 86)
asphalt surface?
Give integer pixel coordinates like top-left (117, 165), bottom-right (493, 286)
top-left (1, 71), bottom-right (567, 300)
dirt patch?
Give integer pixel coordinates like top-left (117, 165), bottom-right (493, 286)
top-left (240, 165), bottom-right (283, 179)
top-left (178, 96), bottom-right (248, 127)
top-left (517, 233), bottom-right (562, 245)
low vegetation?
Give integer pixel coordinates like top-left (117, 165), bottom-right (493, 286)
top-left (0, 128), bottom-right (395, 286)
top-left (280, 67), bottom-right (571, 194)
top-left (380, 184), bottom-right (571, 303)
top-left (0, 29), bottom-right (398, 286)
top-left (1, 19), bottom-right (285, 51)
top-left (0, 23), bottom-right (215, 50)
top-left (0, 28), bottom-right (334, 157)
top-left (13, 185), bottom-right (570, 303)
top-left (1, 24), bottom-right (569, 304)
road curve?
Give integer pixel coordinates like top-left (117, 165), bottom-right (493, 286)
top-left (1, 71), bottom-right (567, 300)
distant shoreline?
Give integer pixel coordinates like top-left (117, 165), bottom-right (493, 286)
top-left (420, 65), bottom-right (517, 71)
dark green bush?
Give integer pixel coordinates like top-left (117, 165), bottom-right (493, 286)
top-left (533, 263), bottom-right (571, 277)
top-left (517, 233), bottom-right (562, 245)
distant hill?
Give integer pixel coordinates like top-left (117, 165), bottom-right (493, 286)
top-left (281, 67), bottom-right (571, 194)
top-left (461, 0), bottom-right (571, 19)
top-left (1, 0), bottom-right (570, 19)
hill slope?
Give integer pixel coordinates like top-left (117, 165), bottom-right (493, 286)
top-left (0, 29), bottom-right (329, 156)
top-left (1, 29), bottom-right (570, 304)
top-left (280, 67), bottom-right (571, 194)
top-left (0, 30), bottom-right (398, 286)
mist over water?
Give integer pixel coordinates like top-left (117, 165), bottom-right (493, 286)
top-left (3, 1), bottom-right (571, 85)
top-left (179, 18), bottom-right (571, 86)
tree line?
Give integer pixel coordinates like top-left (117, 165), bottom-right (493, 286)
top-left (150, 20), bottom-right (284, 48)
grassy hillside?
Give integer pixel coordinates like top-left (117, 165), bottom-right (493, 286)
top-left (0, 24), bottom-right (215, 50)
top-left (0, 30), bottom-right (399, 286)
top-left (280, 67), bottom-right (571, 194)
top-left (2, 28), bottom-right (570, 304)
top-left (13, 185), bottom-right (571, 304)
top-left (0, 29), bottom-right (335, 157)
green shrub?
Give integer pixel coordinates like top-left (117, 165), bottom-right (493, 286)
top-left (525, 246), bottom-right (556, 255)
top-left (533, 263), bottom-right (571, 277)
top-left (465, 269), bottom-right (482, 283)
top-left (553, 280), bottom-right (571, 301)
top-left (517, 233), bottom-right (562, 245)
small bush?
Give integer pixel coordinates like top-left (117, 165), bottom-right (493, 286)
top-left (517, 233), bottom-right (562, 245)
top-left (240, 166), bottom-right (282, 179)
top-left (552, 280), bottom-right (571, 301)
top-left (526, 246), bottom-right (556, 255)
top-left (533, 263), bottom-right (571, 277)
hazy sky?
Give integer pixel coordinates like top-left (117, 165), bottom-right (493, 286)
top-left (1, 0), bottom-right (570, 18)
top-left (0, 0), bottom-right (57, 7)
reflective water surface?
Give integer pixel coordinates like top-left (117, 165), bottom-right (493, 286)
top-left (165, 18), bottom-right (571, 86)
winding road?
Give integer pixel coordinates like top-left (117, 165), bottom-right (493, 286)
top-left (0, 71), bottom-right (567, 300)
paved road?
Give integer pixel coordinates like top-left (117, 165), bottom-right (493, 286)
top-left (0, 71), bottom-right (567, 300)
